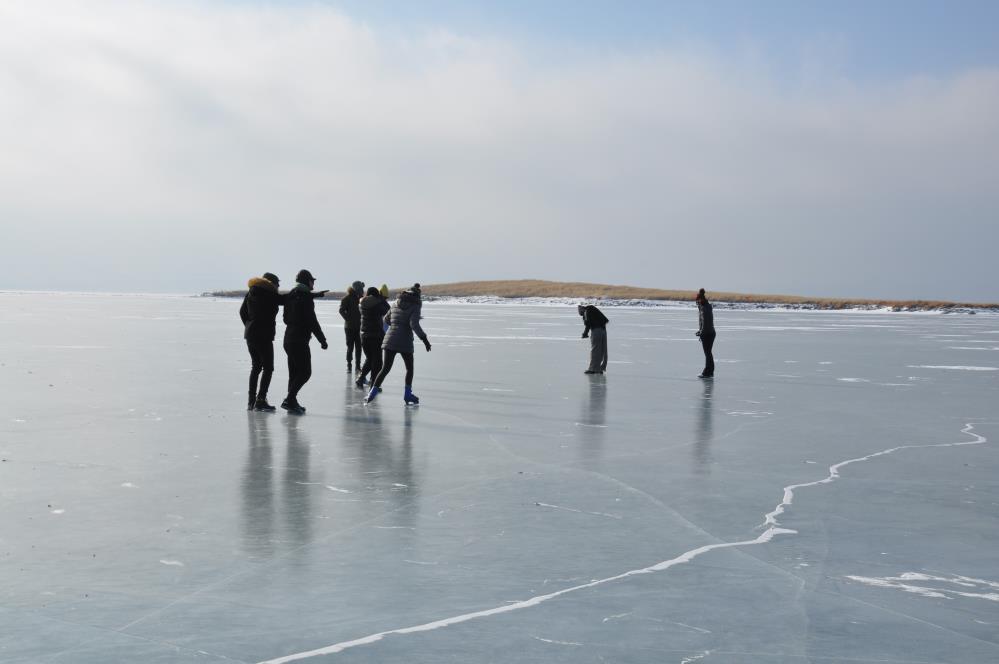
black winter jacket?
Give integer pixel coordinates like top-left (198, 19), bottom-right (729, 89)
top-left (581, 305), bottom-right (609, 335)
top-left (698, 300), bottom-right (715, 335)
top-left (283, 284), bottom-right (327, 345)
top-left (239, 277), bottom-right (283, 342)
top-left (339, 291), bottom-right (362, 330)
top-left (360, 294), bottom-right (391, 339)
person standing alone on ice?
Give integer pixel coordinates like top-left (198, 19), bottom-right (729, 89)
top-left (366, 283), bottom-right (431, 404)
top-left (695, 288), bottom-right (715, 378)
top-left (239, 272), bottom-right (282, 411)
top-left (281, 270), bottom-right (328, 414)
top-left (578, 303), bottom-right (609, 374)
top-left (339, 281), bottom-right (364, 374)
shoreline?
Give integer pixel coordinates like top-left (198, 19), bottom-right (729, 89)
top-left (3, 288), bottom-right (994, 314)
top-left (200, 291), bottom-right (995, 314)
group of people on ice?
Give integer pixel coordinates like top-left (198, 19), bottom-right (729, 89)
top-left (239, 271), bottom-right (716, 415)
top-left (239, 270), bottom-right (430, 414)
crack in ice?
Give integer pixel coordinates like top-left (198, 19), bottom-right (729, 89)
top-left (257, 424), bottom-right (986, 663)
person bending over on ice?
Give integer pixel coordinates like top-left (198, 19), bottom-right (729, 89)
top-left (695, 288), bottom-right (715, 378)
top-left (578, 303), bottom-right (609, 374)
top-left (239, 272), bottom-right (282, 411)
top-left (356, 286), bottom-right (390, 389)
top-left (339, 281), bottom-right (364, 374)
top-left (281, 269), bottom-right (328, 414)
top-left (366, 283), bottom-right (431, 404)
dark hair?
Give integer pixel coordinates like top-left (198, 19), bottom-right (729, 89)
top-left (366, 286), bottom-right (379, 297)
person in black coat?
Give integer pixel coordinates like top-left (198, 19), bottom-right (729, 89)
top-left (578, 303), bottom-right (609, 374)
top-left (339, 280), bottom-right (364, 374)
top-left (281, 269), bottom-right (328, 414)
top-left (695, 288), bottom-right (716, 378)
top-left (356, 286), bottom-right (391, 388)
top-left (239, 272), bottom-right (282, 411)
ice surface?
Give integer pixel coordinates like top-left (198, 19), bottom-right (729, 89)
top-left (1, 293), bottom-right (998, 663)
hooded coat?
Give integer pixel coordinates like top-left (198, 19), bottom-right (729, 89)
top-left (339, 290), bottom-right (362, 330)
top-left (283, 283), bottom-right (327, 345)
top-left (360, 294), bottom-right (391, 340)
top-left (239, 277), bottom-right (283, 341)
top-left (382, 290), bottom-right (427, 353)
top-left (698, 299), bottom-right (714, 335)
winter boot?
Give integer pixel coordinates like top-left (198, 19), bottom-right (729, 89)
top-left (248, 392), bottom-right (256, 410)
top-left (355, 375), bottom-right (367, 389)
top-left (253, 397), bottom-right (276, 412)
top-left (403, 385), bottom-right (419, 405)
top-left (364, 386), bottom-right (382, 403)
top-left (281, 397), bottom-right (306, 412)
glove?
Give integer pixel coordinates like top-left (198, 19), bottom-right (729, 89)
top-left (581, 332), bottom-right (588, 339)
top-left (320, 341), bottom-right (328, 350)
top-left (695, 331), bottom-right (701, 337)
top-left (423, 338), bottom-right (432, 352)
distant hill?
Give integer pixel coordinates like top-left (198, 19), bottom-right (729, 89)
top-left (204, 279), bottom-right (998, 311)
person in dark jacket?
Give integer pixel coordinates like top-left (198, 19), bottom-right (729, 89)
top-left (356, 286), bottom-right (391, 389)
top-left (281, 269), bottom-right (328, 414)
top-left (578, 303), bottom-right (609, 374)
top-left (339, 281), bottom-right (364, 374)
top-left (365, 283), bottom-right (431, 404)
top-left (695, 288), bottom-right (715, 378)
top-left (239, 272), bottom-right (282, 411)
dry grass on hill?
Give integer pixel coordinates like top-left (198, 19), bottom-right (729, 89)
top-left (205, 279), bottom-right (997, 310)
top-left (419, 280), bottom-right (997, 310)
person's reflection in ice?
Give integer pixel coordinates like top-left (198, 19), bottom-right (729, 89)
top-left (340, 401), bottom-right (418, 531)
top-left (282, 417), bottom-right (314, 548)
top-left (693, 378), bottom-right (714, 474)
top-left (241, 412), bottom-right (275, 559)
top-left (578, 374), bottom-right (607, 469)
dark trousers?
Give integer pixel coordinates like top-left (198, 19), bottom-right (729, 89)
top-left (247, 340), bottom-right (274, 399)
top-left (700, 331), bottom-right (716, 376)
top-left (284, 341), bottom-right (312, 401)
top-left (344, 328), bottom-right (362, 368)
top-left (359, 336), bottom-right (383, 381)
top-left (373, 349), bottom-right (414, 388)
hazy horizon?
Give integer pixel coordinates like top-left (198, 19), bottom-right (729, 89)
top-left (2, 1), bottom-right (997, 300)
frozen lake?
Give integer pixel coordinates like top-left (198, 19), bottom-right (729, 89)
top-left (2, 293), bottom-right (998, 663)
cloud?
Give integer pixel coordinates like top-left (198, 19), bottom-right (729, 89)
top-left (1, 1), bottom-right (997, 298)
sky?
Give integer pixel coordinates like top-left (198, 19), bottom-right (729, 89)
top-left (1, 0), bottom-right (998, 300)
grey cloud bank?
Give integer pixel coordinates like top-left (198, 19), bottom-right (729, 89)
top-left (1, 2), bottom-right (997, 300)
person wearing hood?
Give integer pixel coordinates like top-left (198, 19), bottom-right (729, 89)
top-left (356, 286), bottom-right (391, 389)
top-left (379, 284), bottom-right (391, 332)
top-left (339, 280), bottom-right (364, 374)
top-left (239, 272), bottom-right (283, 411)
top-left (365, 283), bottom-right (431, 404)
top-left (695, 288), bottom-right (715, 378)
top-left (578, 303), bottom-right (609, 374)
top-left (281, 269), bottom-right (328, 414)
